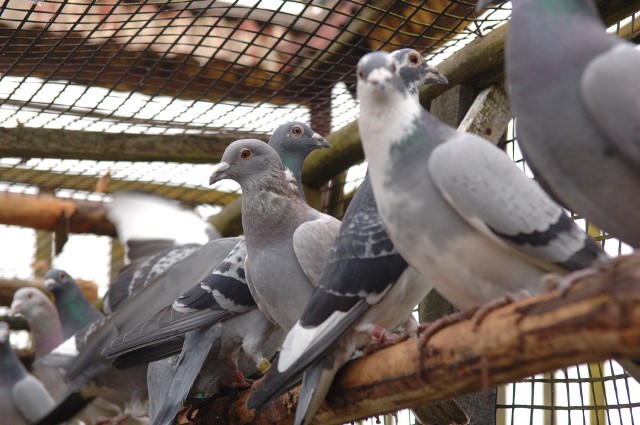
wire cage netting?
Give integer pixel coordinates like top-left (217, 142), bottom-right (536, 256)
top-left (0, 0), bottom-right (640, 424)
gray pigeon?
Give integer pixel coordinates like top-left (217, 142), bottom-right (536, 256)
top-left (355, 50), bottom-right (607, 312)
top-left (10, 287), bottom-right (64, 360)
top-left (10, 288), bottom-right (123, 423)
top-left (44, 268), bottom-right (104, 340)
top-left (477, 0), bottom-right (640, 247)
top-left (209, 139), bottom-right (342, 332)
top-left (0, 322), bottom-right (55, 425)
top-left (103, 122), bottom-right (329, 424)
top-left (248, 50), bottom-right (468, 425)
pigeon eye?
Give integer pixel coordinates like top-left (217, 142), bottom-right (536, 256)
top-left (390, 63), bottom-right (397, 74)
top-left (408, 53), bottom-right (420, 65)
top-left (240, 149), bottom-right (252, 159)
top-left (291, 125), bottom-right (303, 137)
top-left (357, 69), bottom-right (365, 80)
top-left (27, 292), bottom-right (33, 299)
top-left (59, 272), bottom-right (66, 280)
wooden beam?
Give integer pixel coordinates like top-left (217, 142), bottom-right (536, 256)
top-left (0, 167), bottom-right (238, 206)
top-left (0, 276), bottom-right (98, 307)
top-left (458, 85), bottom-right (511, 145)
top-left (194, 253), bottom-right (640, 424)
top-left (0, 127), bottom-right (261, 164)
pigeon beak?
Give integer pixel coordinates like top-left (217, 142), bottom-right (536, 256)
top-left (209, 162), bottom-right (231, 185)
top-left (44, 277), bottom-right (56, 292)
top-left (475, 0), bottom-right (502, 13)
top-left (367, 67), bottom-right (394, 91)
top-left (9, 301), bottom-right (22, 316)
top-left (312, 132), bottom-right (331, 149)
top-left (425, 65), bottom-right (448, 85)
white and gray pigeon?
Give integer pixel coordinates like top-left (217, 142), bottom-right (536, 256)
top-left (477, 0), bottom-right (640, 247)
top-left (355, 50), bottom-right (607, 312)
top-left (104, 190), bottom-right (220, 314)
top-left (103, 122), bottom-right (329, 425)
top-left (44, 268), bottom-right (104, 340)
top-left (248, 49), bottom-right (468, 425)
top-left (0, 322), bottom-right (55, 425)
top-left (208, 138), bottom-right (342, 332)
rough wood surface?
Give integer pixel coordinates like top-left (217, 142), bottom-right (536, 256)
top-left (0, 276), bottom-right (99, 307)
top-left (458, 85), bottom-right (511, 144)
top-left (0, 127), bottom-right (261, 164)
top-left (194, 254), bottom-right (640, 425)
top-left (0, 168), bottom-right (238, 206)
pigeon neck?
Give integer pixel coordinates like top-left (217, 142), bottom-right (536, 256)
top-left (29, 313), bottom-right (64, 359)
top-left (279, 155), bottom-right (306, 201)
top-left (54, 286), bottom-right (99, 338)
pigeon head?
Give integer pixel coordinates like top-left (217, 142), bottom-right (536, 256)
top-left (209, 139), bottom-right (285, 188)
top-left (270, 122), bottom-right (330, 156)
top-left (357, 51), bottom-right (408, 98)
top-left (44, 268), bottom-right (76, 295)
top-left (0, 322), bottom-right (8, 344)
top-left (390, 49), bottom-right (448, 96)
top-left (10, 287), bottom-right (50, 317)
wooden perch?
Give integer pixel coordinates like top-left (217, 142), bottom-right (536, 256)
top-left (0, 167), bottom-right (238, 206)
top-left (193, 253), bottom-right (640, 425)
top-left (0, 127), bottom-right (262, 164)
top-left (0, 276), bottom-right (98, 307)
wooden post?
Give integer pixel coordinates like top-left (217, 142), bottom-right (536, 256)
top-left (33, 188), bottom-right (54, 278)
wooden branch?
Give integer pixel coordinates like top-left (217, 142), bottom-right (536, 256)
top-left (0, 276), bottom-right (98, 307)
top-left (0, 127), bottom-right (262, 164)
top-left (459, 85), bottom-right (511, 145)
top-left (0, 167), bottom-right (238, 206)
top-left (194, 253), bottom-right (640, 424)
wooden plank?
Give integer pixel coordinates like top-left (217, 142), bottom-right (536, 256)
top-left (458, 85), bottom-right (511, 144)
top-left (0, 167), bottom-right (238, 206)
top-left (0, 276), bottom-right (98, 307)
top-left (0, 127), bottom-right (261, 164)
top-left (193, 253), bottom-right (640, 424)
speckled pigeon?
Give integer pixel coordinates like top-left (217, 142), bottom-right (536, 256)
top-left (477, 0), bottom-right (640, 247)
top-left (103, 122), bottom-right (329, 424)
top-left (356, 50), bottom-right (607, 311)
top-left (0, 322), bottom-right (55, 425)
top-left (248, 50), bottom-right (468, 425)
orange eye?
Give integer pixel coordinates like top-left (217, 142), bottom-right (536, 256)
top-left (240, 149), bottom-right (251, 159)
top-left (291, 125), bottom-right (303, 136)
top-left (408, 53), bottom-right (420, 65)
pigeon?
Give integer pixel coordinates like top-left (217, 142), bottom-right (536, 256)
top-left (103, 122), bottom-right (329, 424)
top-left (104, 190), bottom-right (220, 314)
top-left (355, 50), bottom-right (607, 311)
top-left (44, 268), bottom-right (104, 340)
top-left (36, 237), bottom-right (241, 425)
top-left (477, 0), bottom-right (640, 247)
top-left (10, 287), bottom-right (64, 360)
top-left (0, 322), bottom-right (55, 425)
top-left (104, 121), bottom-right (330, 363)
top-left (10, 288), bottom-right (124, 423)
top-left (248, 50), bottom-right (468, 425)
top-left (209, 138), bottom-right (342, 332)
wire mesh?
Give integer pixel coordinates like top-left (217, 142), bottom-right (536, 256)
top-left (0, 1), bottom-right (639, 424)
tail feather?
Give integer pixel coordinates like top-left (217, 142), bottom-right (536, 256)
top-left (153, 326), bottom-right (220, 425)
top-left (34, 389), bottom-right (94, 425)
top-left (294, 350), bottom-right (345, 425)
